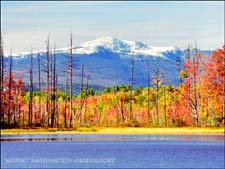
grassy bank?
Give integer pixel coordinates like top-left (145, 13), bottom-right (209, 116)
top-left (1, 127), bottom-right (224, 135)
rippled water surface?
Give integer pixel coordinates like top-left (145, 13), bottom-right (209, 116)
top-left (1, 134), bottom-right (224, 168)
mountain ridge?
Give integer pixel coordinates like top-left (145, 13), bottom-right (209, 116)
top-left (5, 36), bottom-right (185, 57)
top-left (3, 37), bottom-right (212, 92)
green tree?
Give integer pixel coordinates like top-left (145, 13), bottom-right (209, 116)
top-left (102, 86), bottom-right (111, 94)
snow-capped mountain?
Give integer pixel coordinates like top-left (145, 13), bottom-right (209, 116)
top-left (80, 36), bottom-right (179, 56)
top-left (4, 37), bottom-right (212, 92)
top-left (6, 36), bottom-right (180, 58)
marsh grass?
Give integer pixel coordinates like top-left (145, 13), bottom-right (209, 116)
top-left (1, 127), bottom-right (224, 135)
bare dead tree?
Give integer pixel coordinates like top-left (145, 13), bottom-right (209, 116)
top-left (175, 46), bottom-right (200, 126)
top-left (156, 62), bottom-right (160, 124)
top-left (8, 49), bottom-right (13, 126)
top-left (163, 75), bottom-right (167, 126)
top-left (79, 64), bottom-right (84, 125)
top-left (121, 97), bottom-right (125, 122)
top-left (129, 52), bottom-right (134, 124)
top-left (187, 45), bottom-right (191, 120)
top-left (15, 76), bottom-right (23, 126)
top-left (83, 75), bottom-right (89, 126)
top-left (114, 92), bottom-right (125, 124)
top-left (50, 44), bottom-right (56, 127)
top-left (69, 32), bottom-right (73, 128)
top-left (151, 58), bottom-right (164, 125)
top-left (147, 59), bottom-right (150, 125)
top-left (173, 87), bottom-right (177, 124)
top-left (49, 48), bottom-right (52, 126)
top-left (177, 55), bottom-right (182, 85)
top-left (37, 53), bottom-right (42, 125)
top-left (55, 73), bottom-right (59, 128)
top-left (45, 36), bottom-right (50, 126)
top-left (0, 34), bottom-right (4, 123)
top-left (153, 59), bottom-right (162, 125)
top-left (64, 76), bottom-right (69, 128)
top-left (28, 47), bottom-right (33, 126)
top-left (193, 44), bottom-right (199, 126)
top-left (60, 33), bottom-right (77, 128)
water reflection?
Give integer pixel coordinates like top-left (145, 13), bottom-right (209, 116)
top-left (1, 134), bottom-right (224, 142)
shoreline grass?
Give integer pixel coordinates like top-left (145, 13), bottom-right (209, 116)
top-left (1, 127), bottom-right (224, 135)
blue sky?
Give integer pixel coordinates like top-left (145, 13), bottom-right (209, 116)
top-left (1, 1), bottom-right (224, 53)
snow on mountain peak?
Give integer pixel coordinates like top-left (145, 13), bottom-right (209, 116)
top-left (5, 36), bottom-right (180, 57)
top-left (79, 36), bottom-right (178, 56)
top-left (82, 36), bottom-right (149, 53)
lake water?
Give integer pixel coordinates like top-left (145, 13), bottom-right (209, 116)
top-left (1, 134), bottom-right (224, 168)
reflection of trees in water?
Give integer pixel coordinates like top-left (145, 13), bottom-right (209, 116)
top-left (1, 135), bottom-right (224, 142)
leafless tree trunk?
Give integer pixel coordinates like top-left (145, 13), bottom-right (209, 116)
top-left (163, 83), bottom-right (167, 126)
top-left (14, 85), bottom-right (19, 125)
top-left (45, 37), bottom-right (50, 126)
top-left (193, 46), bottom-right (199, 126)
top-left (177, 55), bottom-right (182, 85)
top-left (38, 53), bottom-right (42, 125)
top-left (121, 97), bottom-right (125, 122)
top-left (185, 46), bottom-right (199, 126)
top-left (0, 34), bottom-right (4, 123)
top-left (155, 60), bottom-right (160, 124)
top-left (129, 52), bottom-right (134, 124)
top-left (173, 88), bottom-right (176, 124)
top-left (79, 64), bottom-right (84, 125)
top-left (187, 46), bottom-right (191, 120)
top-left (69, 33), bottom-right (73, 128)
top-left (64, 76), bottom-right (68, 128)
top-left (28, 48), bottom-right (33, 126)
top-left (51, 44), bottom-right (56, 127)
top-left (8, 50), bottom-right (13, 126)
top-left (55, 74), bottom-right (59, 128)
top-left (83, 75), bottom-right (89, 126)
top-left (147, 60), bottom-right (150, 124)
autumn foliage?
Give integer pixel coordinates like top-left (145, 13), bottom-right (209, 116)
top-left (0, 46), bottom-right (224, 128)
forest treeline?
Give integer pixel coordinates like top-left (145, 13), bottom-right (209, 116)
top-left (0, 34), bottom-right (224, 129)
